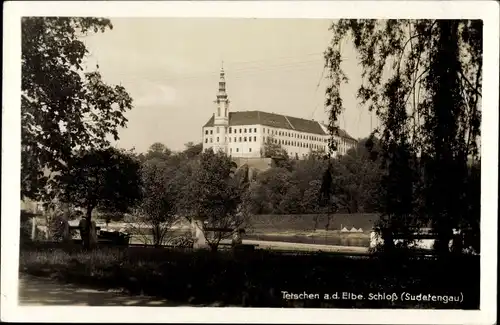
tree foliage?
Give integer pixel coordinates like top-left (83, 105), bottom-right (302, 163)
top-left (57, 147), bottom-right (142, 220)
top-left (246, 139), bottom-right (382, 216)
top-left (180, 149), bottom-right (249, 251)
top-left (21, 17), bottom-right (133, 200)
top-left (262, 135), bottom-right (289, 159)
top-left (138, 157), bottom-right (181, 247)
top-left (324, 19), bottom-right (482, 253)
top-left (183, 142), bottom-right (204, 159)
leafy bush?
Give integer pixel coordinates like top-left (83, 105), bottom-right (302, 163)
top-left (47, 215), bottom-right (70, 241)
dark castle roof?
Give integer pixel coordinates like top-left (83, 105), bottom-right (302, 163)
top-left (203, 111), bottom-right (354, 139)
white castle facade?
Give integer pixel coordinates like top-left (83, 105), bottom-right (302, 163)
top-left (202, 67), bottom-right (357, 159)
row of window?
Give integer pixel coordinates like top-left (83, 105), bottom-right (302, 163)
top-left (204, 134), bottom-right (329, 151)
top-left (229, 147), bottom-right (252, 153)
top-left (204, 127), bottom-right (259, 135)
top-left (204, 126), bottom-right (328, 143)
top-left (263, 128), bottom-right (326, 142)
top-left (205, 136), bottom-right (259, 144)
top-left (266, 137), bottom-right (326, 151)
top-left (228, 127), bottom-right (257, 134)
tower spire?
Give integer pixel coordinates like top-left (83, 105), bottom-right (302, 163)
top-left (217, 61), bottom-right (228, 102)
top-left (213, 63), bottom-right (229, 155)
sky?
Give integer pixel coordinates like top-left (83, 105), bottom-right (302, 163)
top-left (82, 18), bottom-right (376, 153)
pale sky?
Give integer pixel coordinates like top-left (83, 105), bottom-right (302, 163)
top-left (82, 18), bottom-right (374, 153)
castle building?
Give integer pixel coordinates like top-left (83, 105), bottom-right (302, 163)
top-left (202, 66), bottom-right (357, 159)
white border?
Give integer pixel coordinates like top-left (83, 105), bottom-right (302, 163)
top-left (2, 1), bottom-right (498, 324)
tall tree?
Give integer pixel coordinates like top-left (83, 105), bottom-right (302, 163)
top-left (324, 19), bottom-right (482, 253)
top-left (181, 149), bottom-right (248, 251)
top-left (57, 147), bottom-right (142, 248)
top-left (183, 142), bottom-right (203, 159)
top-left (144, 142), bottom-right (172, 162)
top-left (21, 17), bottom-right (133, 200)
top-left (137, 158), bottom-right (180, 247)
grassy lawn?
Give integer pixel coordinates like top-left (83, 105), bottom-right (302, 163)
top-left (19, 243), bottom-right (480, 309)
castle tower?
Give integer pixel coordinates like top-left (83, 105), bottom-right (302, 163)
top-left (213, 62), bottom-right (230, 154)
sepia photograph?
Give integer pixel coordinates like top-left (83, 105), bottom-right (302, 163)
top-left (2, 1), bottom-right (498, 324)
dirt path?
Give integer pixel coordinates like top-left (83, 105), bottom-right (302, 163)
top-left (18, 274), bottom-right (179, 306)
top-left (243, 239), bottom-right (369, 253)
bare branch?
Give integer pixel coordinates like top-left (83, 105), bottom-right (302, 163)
top-left (459, 69), bottom-right (482, 98)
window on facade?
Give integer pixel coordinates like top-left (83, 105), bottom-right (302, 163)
top-left (244, 128), bottom-right (247, 133)
top-left (249, 128), bottom-right (252, 133)
top-left (254, 136), bottom-right (256, 141)
top-left (244, 137), bottom-right (247, 142)
top-left (210, 138), bottom-right (213, 143)
top-left (205, 130), bottom-right (208, 135)
top-left (239, 128), bottom-right (242, 133)
top-left (229, 127), bottom-right (232, 134)
top-left (234, 137), bottom-right (237, 142)
top-left (239, 137), bottom-right (242, 142)
top-left (249, 137), bottom-right (252, 142)
top-left (216, 127), bottom-right (220, 133)
top-left (229, 137), bottom-right (231, 142)
top-left (236, 148), bottom-right (239, 152)
top-left (230, 148), bottom-right (232, 153)
top-left (205, 139), bottom-right (208, 143)
top-left (210, 130), bottom-right (213, 135)
top-left (217, 137), bottom-right (219, 142)
top-left (249, 148), bottom-right (252, 152)
top-left (254, 128), bottom-right (257, 132)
